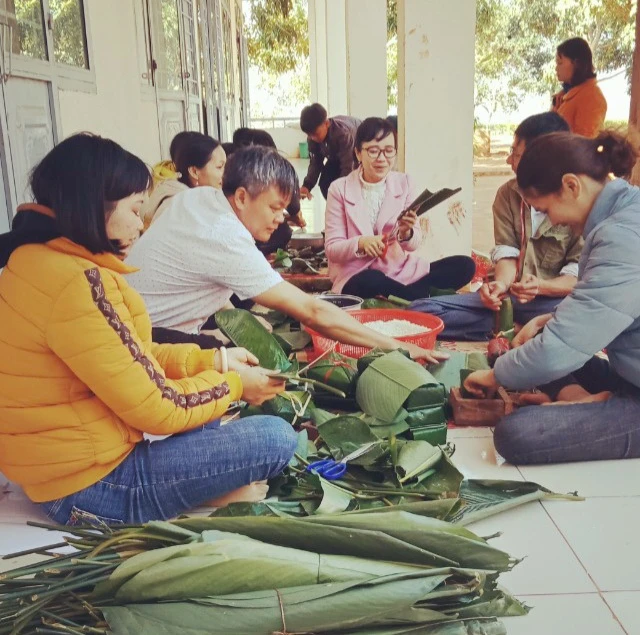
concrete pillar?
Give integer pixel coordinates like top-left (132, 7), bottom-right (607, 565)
top-left (308, 0), bottom-right (347, 114)
top-left (308, 0), bottom-right (387, 118)
top-left (397, 0), bottom-right (477, 259)
top-left (346, 0), bottom-right (388, 119)
top-left (308, 0), bottom-right (328, 107)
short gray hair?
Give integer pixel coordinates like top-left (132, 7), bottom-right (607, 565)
top-left (222, 146), bottom-right (296, 200)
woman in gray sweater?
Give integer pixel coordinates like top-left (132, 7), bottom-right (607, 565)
top-left (465, 130), bottom-right (640, 465)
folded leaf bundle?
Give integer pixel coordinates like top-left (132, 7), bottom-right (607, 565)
top-left (303, 351), bottom-right (359, 396)
top-left (357, 351), bottom-right (446, 423)
top-left (357, 346), bottom-right (410, 374)
top-left (240, 391), bottom-right (313, 423)
top-left (215, 308), bottom-right (292, 371)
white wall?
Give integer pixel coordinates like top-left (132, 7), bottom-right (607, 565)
top-left (346, 0), bottom-right (387, 119)
top-left (397, 0), bottom-right (476, 259)
top-left (57, 0), bottom-right (161, 164)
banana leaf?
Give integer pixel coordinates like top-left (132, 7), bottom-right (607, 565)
top-left (215, 308), bottom-right (292, 371)
top-left (261, 391), bottom-right (314, 423)
top-left (450, 479), bottom-right (584, 526)
top-left (357, 351), bottom-right (446, 422)
top-left (315, 414), bottom-right (386, 465)
top-left (304, 351), bottom-right (359, 396)
top-left (357, 346), bottom-right (410, 374)
top-left (361, 298), bottom-right (403, 309)
top-left (410, 422), bottom-right (448, 444)
top-left (0, 509), bottom-right (527, 635)
top-left (395, 440), bottom-right (443, 483)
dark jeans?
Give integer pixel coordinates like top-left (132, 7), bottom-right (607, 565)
top-left (40, 417), bottom-right (297, 524)
top-left (342, 255), bottom-right (476, 301)
top-left (319, 159), bottom-right (342, 199)
top-left (494, 357), bottom-right (640, 465)
top-left (410, 292), bottom-right (563, 341)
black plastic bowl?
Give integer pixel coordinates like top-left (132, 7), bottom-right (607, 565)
top-left (317, 294), bottom-right (363, 311)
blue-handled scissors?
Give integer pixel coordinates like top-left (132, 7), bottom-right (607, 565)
top-left (306, 442), bottom-right (378, 480)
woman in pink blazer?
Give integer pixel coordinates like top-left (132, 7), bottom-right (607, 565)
top-left (324, 117), bottom-right (475, 300)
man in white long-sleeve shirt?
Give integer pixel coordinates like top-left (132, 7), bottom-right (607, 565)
top-left (410, 112), bottom-right (583, 341)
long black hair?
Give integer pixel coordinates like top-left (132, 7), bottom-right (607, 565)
top-left (30, 133), bottom-right (150, 254)
top-left (557, 37), bottom-right (596, 86)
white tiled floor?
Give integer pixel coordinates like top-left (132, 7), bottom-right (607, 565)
top-left (1, 432), bottom-right (639, 634)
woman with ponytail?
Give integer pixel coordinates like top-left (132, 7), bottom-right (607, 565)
top-left (464, 131), bottom-right (640, 465)
top-left (552, 37), bottom-right (607, 137)
top-left (141, 132), bottom-right (226, 227)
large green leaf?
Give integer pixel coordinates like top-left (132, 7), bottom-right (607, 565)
top-left (356, 351), bottom-right (440, 422)
top-left (316, 415), bottom-right (386, 464)
top-left (395, 441), bottom-right (443, 483)
top-left (452, 479), bottom-right (583, 526)
top-left (215, 309), bottom-right (292, 371)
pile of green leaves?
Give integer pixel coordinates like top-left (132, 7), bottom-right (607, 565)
top-left (0, 511), bottom-right (530, 634)
top-left (265, 421), bottom-right (463, 516)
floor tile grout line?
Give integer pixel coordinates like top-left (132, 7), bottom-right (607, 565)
top-left (539, 500), bottom-right (606, 596)
top-left (599, 593), bottom-right (630, 634)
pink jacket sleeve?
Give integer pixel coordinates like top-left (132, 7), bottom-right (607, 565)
top-left (324, 179), bottom-right (362, 264)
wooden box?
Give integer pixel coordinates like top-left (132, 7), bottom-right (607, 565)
top-left (449, 386), bottom-right (515, 427)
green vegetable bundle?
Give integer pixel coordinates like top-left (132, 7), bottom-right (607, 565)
top-left (0, 512), bottom-right (529, 634)
top-left (357, 351), bottom-right (446, 423)
top-left (303, 351), bottom-right (358, 396)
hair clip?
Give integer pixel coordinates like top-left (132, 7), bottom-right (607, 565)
top-left (596, 145), bottom-right (604, 153)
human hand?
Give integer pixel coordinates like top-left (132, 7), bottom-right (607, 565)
top-left (463, 369), bottom-right (499, 399)
top-left (479, 280), bottom-right (508, 311)
top-left (402, 342), bottom-right (450, 365)
top-left (225, 347), bottom-right (259, 371)
top-left (358, 235), bottom-right (386, 258)
top-left (238, 367), bottom-right (286, 405)
top-left (511, 274), bottom-right (540, 304)
top-left (300, 186), bottom-right (312, 200)
top-left (512, 315), bottom-right (546, 348)
top-left (288, 213), bottom-right (307, 228)
top-left (397, 210), bottom-right (418, 240)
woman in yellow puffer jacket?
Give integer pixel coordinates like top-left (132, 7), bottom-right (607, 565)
top-left (0, 133), bottom-right (296, 525)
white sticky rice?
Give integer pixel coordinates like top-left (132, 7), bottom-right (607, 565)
top-left (365, 319), bottom-right (430, 337)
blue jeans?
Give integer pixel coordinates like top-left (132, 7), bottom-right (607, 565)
top-left (410, 292), bottom-right (562, 341)
top-left (40, 416), bottom-right (297, 525)
top-left (495, 357), bottom-right (640, 464)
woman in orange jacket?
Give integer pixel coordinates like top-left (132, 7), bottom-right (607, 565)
top-left (552, 37), bottom-right (607, 138)
top-left (0, 133), bottom-right (297, 525)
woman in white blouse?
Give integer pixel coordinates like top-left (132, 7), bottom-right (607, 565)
top-left (324, 117), bottom-right (475, 300)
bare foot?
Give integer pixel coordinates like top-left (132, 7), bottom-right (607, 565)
top-left (513, 392), bottom-right (552, 406)
top-left (542, 390), bottom-right (613, 407)
top-left (556, 384), bottom-right (591, 402)
top-left (205, 480), bottom-right (269, 508)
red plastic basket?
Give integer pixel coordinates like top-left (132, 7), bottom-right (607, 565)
top-left (304, 309), bottom-right (444, 359)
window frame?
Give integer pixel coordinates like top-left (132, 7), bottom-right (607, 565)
top-left (7, 0), bottom-right (96, 93)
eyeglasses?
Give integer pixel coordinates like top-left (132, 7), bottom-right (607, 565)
top-left (362, 146), bottom-right (397, 159)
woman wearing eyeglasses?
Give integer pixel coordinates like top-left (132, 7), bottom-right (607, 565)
top-left (324, 117), bottom-right (475, 300)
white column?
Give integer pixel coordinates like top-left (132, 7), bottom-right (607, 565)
top-left (345, 0), bottom-right (388, 119)
top-left (397, 0), bottom-right (477, 259)
top-left (324, 0), bottom-right (349, 114)
top-left (307, 0), bottom-right (328, 106)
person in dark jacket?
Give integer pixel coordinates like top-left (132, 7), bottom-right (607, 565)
top-left (299, 103), bottom-right (360, 200)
